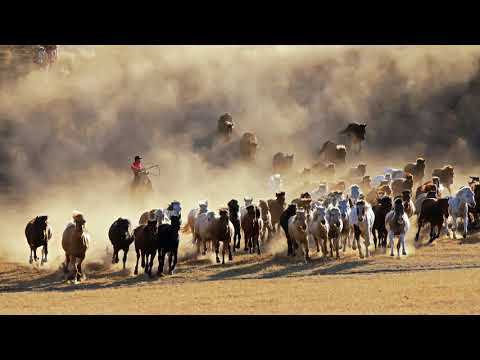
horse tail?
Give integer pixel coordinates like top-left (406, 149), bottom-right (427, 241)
top-left (181, 223), bottom-right (192, 234)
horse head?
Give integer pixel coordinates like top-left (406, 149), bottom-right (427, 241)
top-left (295, 209), bottom-right (307, 232)
top-left (328, 207), bottom-right (342, 228)
top-left (458, 187), bottom-right (476, 208)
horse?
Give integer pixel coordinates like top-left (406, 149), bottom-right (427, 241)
top-left (195, 211), bottom-right (216, 255)
top-left (227, 199), bottom-right (241, 251)
top-left (267, 191), bottom-right (287, 233)
top-left (133, 219), bottom-right (157, 277)
top-left (289, 209), bottom-right (310, 262)
top-left (448, 186), bottom-right (476, 239)
top-left (240, 197), bottom-right (254, 226)
top-left (415, 177), bottom-right (443, 199)
top-left (108, 218), bottom-right (134, 269)
top-left (157, 214), bottom-right (181, 276)
top-left (338, 199), bottom-right (353, 251)
top-left (385, 168), bottom-right (407, 181)
top-left (280, 203), bottom-right (298, 256)
top-left (327, 207), bottom-right (344, 259)
top-left (318, 141), bottom-right (347, 166)
top-left (349, 184), bottom-right (362, 205)
top-left (210, 209), bottom-right (234, 264)
top-left (339, 123), bottom-right (367, 154)
top-left (273, 152), bottom-right (295, 174)
top-left (62, 211), bottom-right (90, 282)
top-left (385, 198), bottom-right (410, 256)
top-left (258, 200), bottom-right (274, 243)
top-left (415, 194), bottom-right (450, 244)
top-left (391, 173), bottom-right (414, 198)
top-left (311, 183), bottom-right (328, 200)
top-left (402, 190), bottom-right (415, 218)
top-left (349, 200), bottom-right (375, 259)
top-left (239, 132), bottom-right (258, 162)
top-left (242, 205), bottom-right (263, 255)
top-left (25, 215), bottom-right (52, 266)
top-left (349, 164), bottom-right (367, 179)
top-left (432, 165), bottom-right (455, 194)
top-left (308, 205), bottom-right (329, 256)
top-left (183, 201), bottom-right (209, 244)
top-left (404, 158), bottom-right (426, 184)
top-left (139, 209), bottom-right (167, 226)
top-left (217, 113), bottom-right (235, 142)
top-left (372, 196), bottom-right (393, 249)
top-left (312, 162), bottom-right (336, 182)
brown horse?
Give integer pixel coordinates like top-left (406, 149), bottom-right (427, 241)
top-left (133, 219), bottom-right (158, 277)
top-left (211, 209), bottom-right (234, 264)
top-left (416, 177), bottom-right (442, 199)
top-left (267, 192), bottom-right (287, 233)
top-left (318, 141), bottom-right (347, 166)
top-left (239, 132), bottom-right (258, 162)
top-left (404, 158), bottom-right (426, 184)
top-left (273, 152), bottom-right (295, 174)
top-left (242, 205), bottom-right (263, 255)
top-left (62, 212), bottom-right (90, 282)
top-left (391, 173), bottom-right (414, 198)
top-left (432, 166), bottom-right (454, 194)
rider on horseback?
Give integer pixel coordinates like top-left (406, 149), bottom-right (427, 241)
top-left (131, 155), bottom-right (148, 189)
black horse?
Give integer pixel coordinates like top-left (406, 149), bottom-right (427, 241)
top-left (133, 220), bottom-right (158, 277)
top-left (157, 214), bottom-right (181, 276)
top-left (279, 204), bottom-right (298, 256)
top-left (108, 218), bottom-right (134, 269)
top-left (227, 199), bottom-right (241, 251)
top-left (25, 215), bottom-right (52, 265)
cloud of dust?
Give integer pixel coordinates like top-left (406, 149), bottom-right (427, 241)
top-left (2, 45), bottom-right (480, 264)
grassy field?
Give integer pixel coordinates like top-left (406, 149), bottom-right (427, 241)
top-left (1, 231), bottom-right (480, 314)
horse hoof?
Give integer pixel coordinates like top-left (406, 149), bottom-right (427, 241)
top-left (216, 258), bottom-right (221, 264)
top-left (229, 256), bottom-right (233, 261)
top-left (402, 251), bottom-right (407, 256)
top-left (390, 253), bottom-right (394, 257)
top-left (463, 234), bottom-right (467, 239)
top-left (168, 271), bottom-right (173, 275)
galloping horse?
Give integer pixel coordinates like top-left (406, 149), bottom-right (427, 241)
top-left (62, 211), bottom-right (90, 282)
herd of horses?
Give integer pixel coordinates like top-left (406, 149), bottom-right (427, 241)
top-left (22, 121), bottom-right (480, 282)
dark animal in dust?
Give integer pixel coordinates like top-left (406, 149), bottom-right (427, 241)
top-left (402, 190), bottom-right (415, 218)
top-left (258, 200), bottom-right (274, 242)
top-left (157, 215), bottom-right (181, 276)
top-left (134, 219), bottom-right (158, 277)
top-left (312, 162), bottom-right (336, 182)
top-left (227, 199), bottom-right (242, 251)
top-left (318, 141), bottom-right (347, 166)
top-left (339, 123), bottom-right (367, 153)
top-left (267, 191), bottom-right (287, 233)
top-left (273, 152), bottom-right (295, 174)
top-left (391, 173), bottom-right (414, 198)
top-left (108, 218), bottom-right (134, 270)
top-left (210, 209), bottom-right (234, 264)
top-left (349, 164), bottom-right (367, 179)
top-left (239, 132), bottom-right (258, 162)
top-left (404, 158), bottom-right (426, 184)
top-left (432, 165), bottom-right (455, 194)
top-left (372, 196), bottom-right (393, 249)
top-left (415, 195), bottom-right (450, 244)
top-left (280, 203), bottom-right (298, 256)
top-left (217, 113), bottom-right (235, 143)
top-left (25, 215), bottom-right (52, 265)
top-left (242, 205), bottom-right (263, 255)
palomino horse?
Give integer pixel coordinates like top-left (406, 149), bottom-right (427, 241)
top-left (385, 198), bottom-right (410, 257)
top-left (62, 211), bottom-right (90, 282)
top-left (25, 215), bottom-right (53, 266)
top-left (327, 206), bottom-right (344, 259)
top-left (448, 186), bottom-right (476, 240)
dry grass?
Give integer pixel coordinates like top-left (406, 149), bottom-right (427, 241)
top-left (1, 231), bottom-right (480, 314)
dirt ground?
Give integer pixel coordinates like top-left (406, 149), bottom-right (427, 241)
top-left (2, 230), bottom-right (480, 314)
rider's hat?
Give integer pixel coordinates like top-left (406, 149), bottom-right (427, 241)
top-left (134, 155), bottom-right (142, 161)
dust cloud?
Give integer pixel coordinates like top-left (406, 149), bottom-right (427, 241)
top-left (2, 45), bottom-right (480, 264)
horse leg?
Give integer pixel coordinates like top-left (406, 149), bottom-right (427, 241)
top-left (222, 242), bottom-right (226, 264)
top-left (351, 228), bottom-right (357, 250)
top-left (76, 259), bottom-right (83, 282)
top-left (134, 250), bottom-right (140, 275)
top-left (256, 234), bottom-right (261, 255)
top-left (112, 247), bottom-right (117, 264)
top-left (215, 240), bottom-right (221, 264)
top-left (335, 236), bottom-right (340, 259)
top-left (43, 243), bottom-right (48, 264)
top-left (364, 233), bottom-right (370, 258)
top-left (291, 239), bottom-right (296, 257)
top-left (372, 228), bottom-right (378, 250)
top-left (400, 234), bottom-right (407, 255)
top-left (33, 248), bottom-right (38, 263)
top-left (388, 231), bottom-right (395, 256)
top-left (329, 237), bottom-right (334, 257)
top-left (122, 249), bottom-right (128, 270)
top-left (29, 248), bottom-right (33, 264)
top-left (451, 216), bottom-right (458, 240)
top-left (237, 228), bottom-right (241, 249)
top-left (64, 254), bottom-right (70, 274)
top-left (172, 249), bottom-right (178, 273)
top-left (463, 211), bottom-right (469, 239)
top-left (158, 249), bottom-right (165, 276)
top-left (304, 240), bottom-right (310, 263)
top-left (415, 219), bottom-right (423, 242)
top-left (141, 250), bottom-right (146, 268)
top-left (149, 252), bottom-right (156, 277)
top-left (228, 244), bottom-right (233, 261)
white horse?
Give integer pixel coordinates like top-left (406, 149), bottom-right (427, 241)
top-left (327, 206), bottom-right (344, 259)
top-left (385, 199), bottom-right (410, 257)
top-left (289, 209), bottom-right (310, 262)
top-left (184, 200), bottom-right (209, 243)
top-left (448, 186), bottom-right (476, 239)
top-left (349, 200), bottom-right (375, 258)
top-left (338, 199), bottom-right (353, 251)
top-left (308, 205), bottom-right (329, 256)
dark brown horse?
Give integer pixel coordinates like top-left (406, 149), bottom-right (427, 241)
top-left (415, 193), bottom-right (449, 243)
top-left (372, 196), bottom-right (393, 249)
top-left (211, 209), bottom-right (234, 264)
top-left (241, 205), bottom-right (262, 255)
top-left (267, 192), bottom-right (287, 233)
top-left (25, 215), bottom-right (52, 265)
top-left (339, 123), bottom-right (367, 153)
top-left (280, 204), bottom-right (298, 256)
top-left (227, 199), bottom-right (241, 251)
top-left (133, 219), bottom-right (157, 277)
top-left (217, 113), bottom-right (234, 142)
top-left (239, 132), bottom-right (258, 162)
top-left (318, 141), bottom-right (347, 166)
top-left (108, 218), bottom-right (134, 269)
top-left (157, 215), bottom-right (181, 276)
